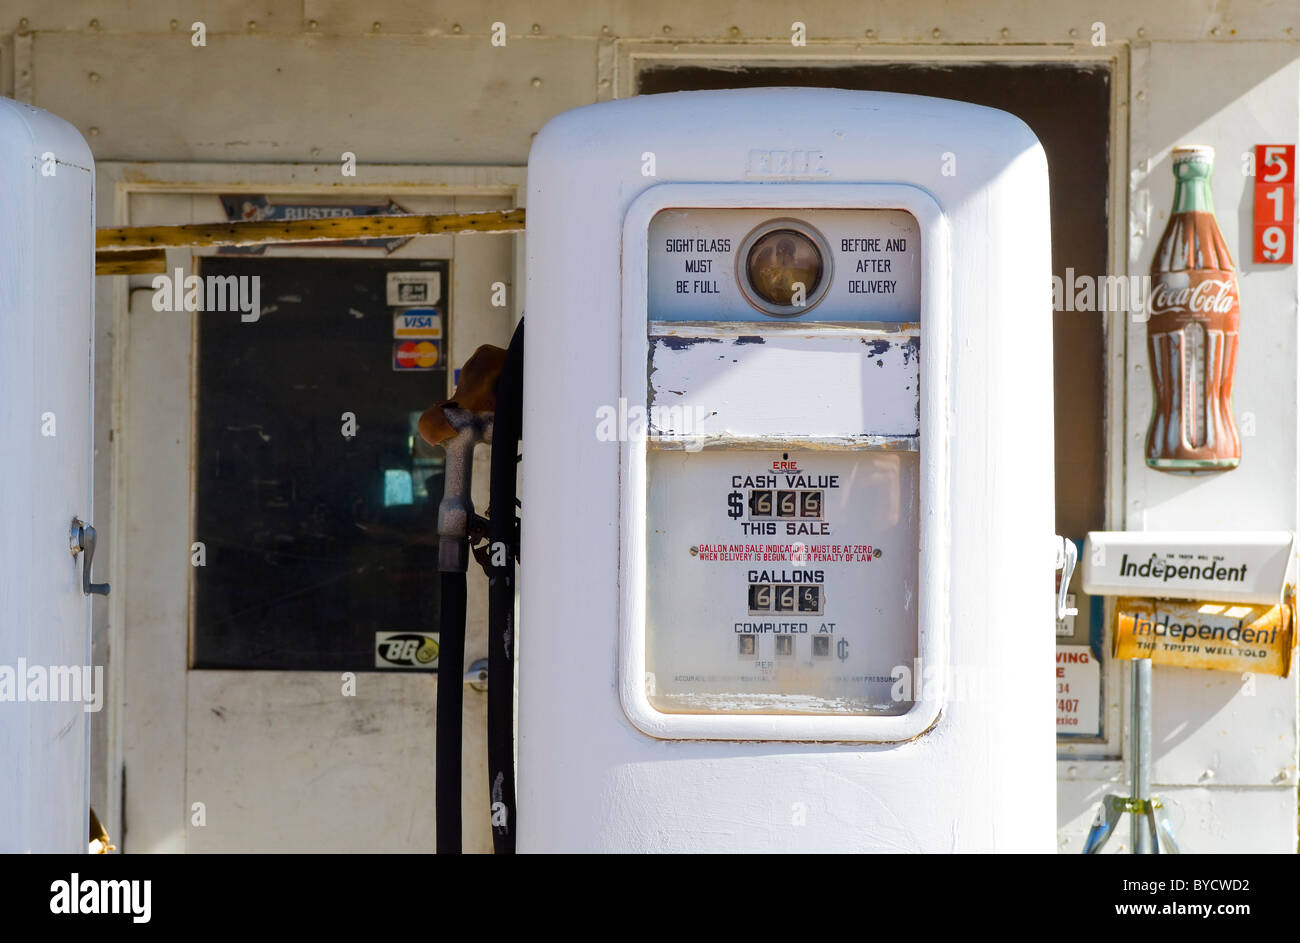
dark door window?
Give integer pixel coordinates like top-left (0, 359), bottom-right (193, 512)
top-left (191, 258), bottom-right (449, 670)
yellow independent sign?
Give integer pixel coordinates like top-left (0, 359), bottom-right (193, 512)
top-left (1113, 594), bottom-right (1296, 677)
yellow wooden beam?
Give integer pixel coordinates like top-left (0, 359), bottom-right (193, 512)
top-left (95, 208), bottom-right (526, 252)
top-left (95, 248), bottom-right (167, 276)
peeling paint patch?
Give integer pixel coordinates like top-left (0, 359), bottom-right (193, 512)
top-left (649, 327), bottom-right (919, 440)
top-left (659, 335), bottom-right (722, 351)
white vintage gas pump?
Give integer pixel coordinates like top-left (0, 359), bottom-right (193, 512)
top-left (0, 100), bottom-right (100, 852)
top-left (519, 89), bottom-right (1056, 852)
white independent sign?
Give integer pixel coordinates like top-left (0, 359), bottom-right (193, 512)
top-left (1082, 531), bottom-right (1293, 604)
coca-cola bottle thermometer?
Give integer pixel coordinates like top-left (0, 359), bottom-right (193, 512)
top-left (1146, 145), bottom-right (1241, 470)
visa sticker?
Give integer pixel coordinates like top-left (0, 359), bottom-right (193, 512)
top-left (393, 307), bottom-right (442, 339)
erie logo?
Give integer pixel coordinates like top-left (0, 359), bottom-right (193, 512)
top-left (745, 148), bottom-right (829, 179)
top-left (375, 631), bottom-right (440, 670)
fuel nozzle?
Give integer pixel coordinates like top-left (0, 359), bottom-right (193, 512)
top-left (420, 344), bottom-right (507, 572)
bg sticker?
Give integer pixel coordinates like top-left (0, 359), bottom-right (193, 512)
top-left (375, 631), bottom-right (440, 669)
top-left (393, 340), bottom-right (441, 370)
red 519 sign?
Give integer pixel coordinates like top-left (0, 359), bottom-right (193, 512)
top-left (1254, 145), bottom-right (1295, 264)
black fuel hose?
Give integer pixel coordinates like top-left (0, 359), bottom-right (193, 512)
top-left (435, 569), bottom-right (466, 853)
top-left (487, 320), bottom-right (524, 853)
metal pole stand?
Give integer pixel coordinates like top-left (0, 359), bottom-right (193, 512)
top-left (1082, 658), bottom-right (1181, 854)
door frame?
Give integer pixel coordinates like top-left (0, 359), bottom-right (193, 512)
top-left (98, 161), bottom-right (525, 850)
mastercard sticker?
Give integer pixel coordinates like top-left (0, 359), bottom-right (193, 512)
top-left (393, 340), bottom-right (441, 371)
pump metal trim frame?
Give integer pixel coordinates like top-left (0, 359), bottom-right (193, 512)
top-left (617, 182), bottom-right (952, 742)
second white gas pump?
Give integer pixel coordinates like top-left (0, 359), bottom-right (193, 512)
top-left (518, 88), bottom-right (1057, 852)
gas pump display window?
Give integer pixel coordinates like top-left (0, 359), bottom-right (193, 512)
top-left (641, 205), bottom-right (924, 717)
top-left (746, 489), bottom-right (823, 519)
top-left (646, 449), bottom-right (919, 715)
top-left (648, 206), bottom-right (920, 322)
